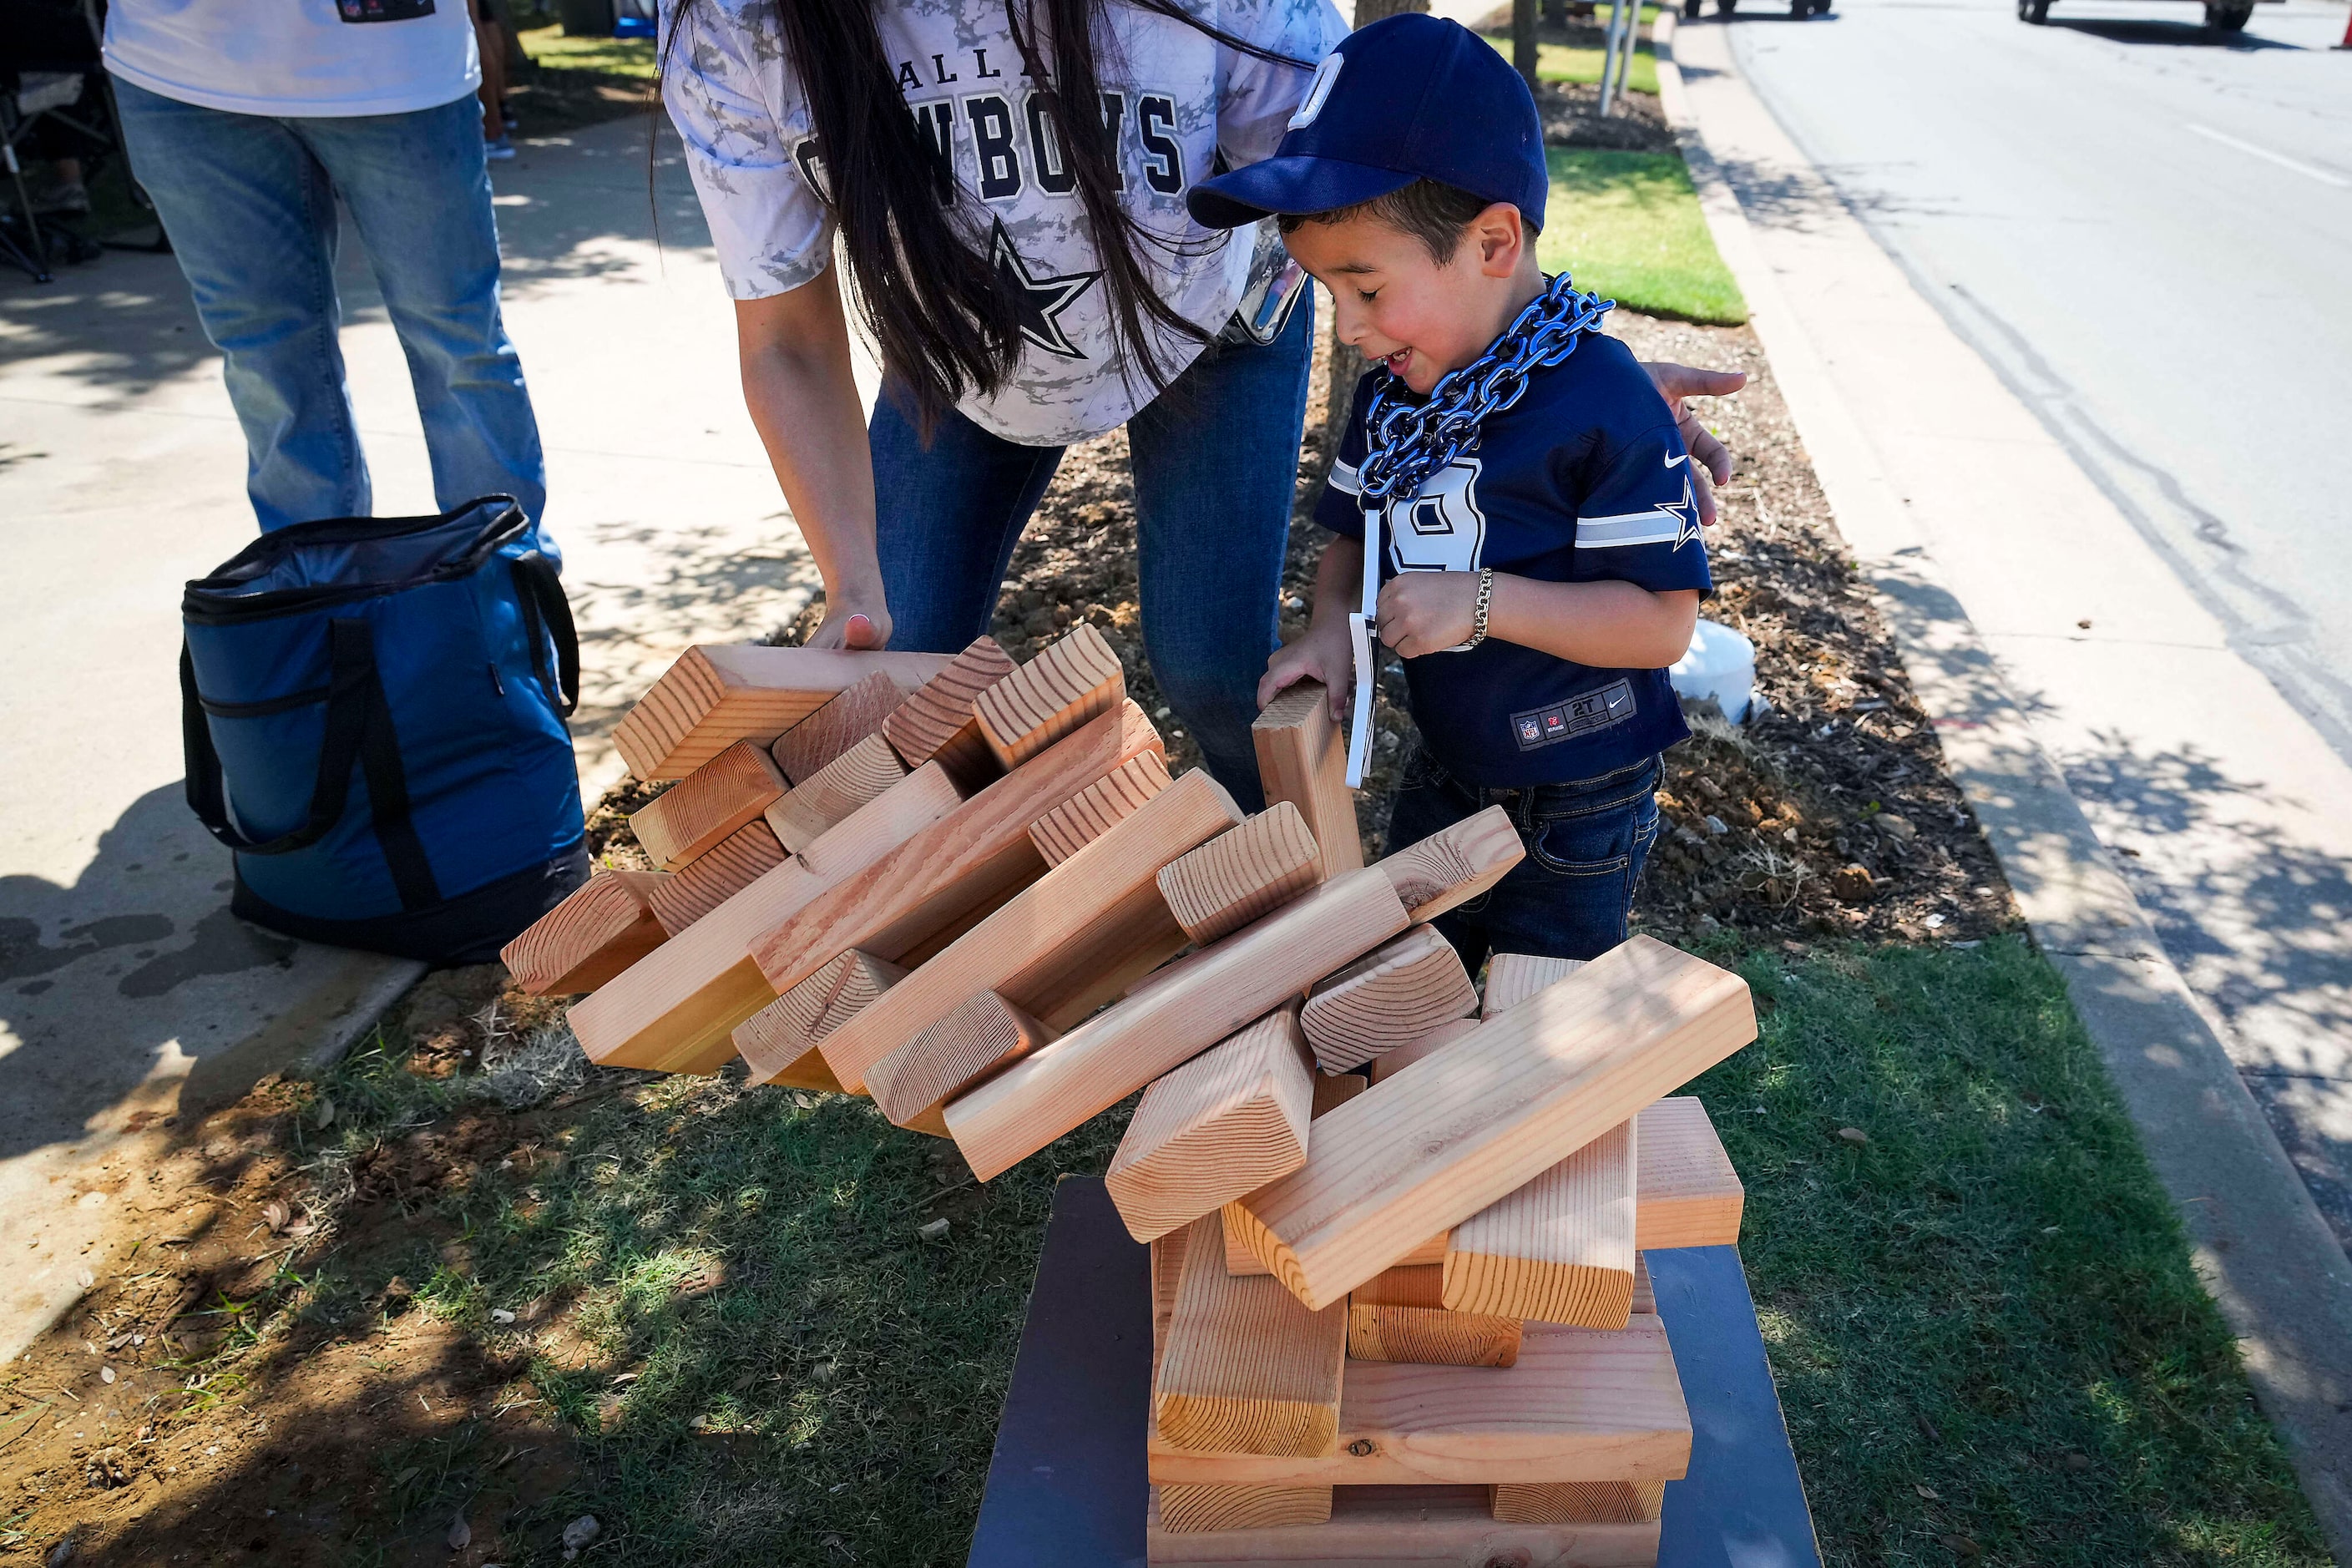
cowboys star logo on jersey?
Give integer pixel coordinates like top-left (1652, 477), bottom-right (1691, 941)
top-left (1382, 458), bottom-right (1487, 574)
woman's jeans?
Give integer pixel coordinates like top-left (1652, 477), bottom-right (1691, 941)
top-left (870, 299), bottom-right (1316, 811)
top-left (1386, 744), bottom-right (1664, 970)
top-left (112, 77), bottom-right (548, 536)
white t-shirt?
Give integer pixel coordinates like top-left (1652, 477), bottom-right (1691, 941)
top-left (660, 0), bottom-right (1347, 446)
top-left (104, 0), bottom-right (481, 119)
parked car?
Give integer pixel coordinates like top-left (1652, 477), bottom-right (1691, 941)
top-left (2017, 0), bottom-right (2268, 28)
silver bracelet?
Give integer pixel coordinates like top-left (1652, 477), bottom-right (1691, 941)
top-left (1467, 568), bottom-right (1495, 648)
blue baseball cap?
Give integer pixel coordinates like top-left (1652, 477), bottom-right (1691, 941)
top-left (1188, 13), bottom-right (1547, 232)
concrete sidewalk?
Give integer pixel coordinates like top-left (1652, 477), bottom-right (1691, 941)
top-left (1657, 14), bottom-right (2352, 1554)
top-left (0, 114), bottom-right (817, 1359)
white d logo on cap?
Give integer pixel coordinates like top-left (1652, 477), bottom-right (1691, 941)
top-left (1287, 52), bottom-right (1343, 129)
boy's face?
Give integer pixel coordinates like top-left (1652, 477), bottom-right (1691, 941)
top-left (1283, 204), bottom-right (1528, 397)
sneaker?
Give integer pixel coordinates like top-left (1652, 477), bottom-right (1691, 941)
top-left (28, 176), bottom-right (89, 216)
top-left (502, 106), bottom-right (519, 131)
top-left (484, 136), bottom-right (517, 162)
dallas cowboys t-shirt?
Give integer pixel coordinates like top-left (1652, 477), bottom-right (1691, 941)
top-left (1320, 330), bottom-right (1713, 787)
top-left (659, 0), bottom-right (1346, 447)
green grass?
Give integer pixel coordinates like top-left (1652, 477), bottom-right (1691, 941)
top-left (518, 23), bottom-right (657, 78)
top-left (268, 936), bottom-right (2327, 1564)
top-left (1539, 146), bottom-right (1748, 325)
top-left (1482, 32), bottom-right (1661, 94)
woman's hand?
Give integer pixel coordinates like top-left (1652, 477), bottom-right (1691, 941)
top-left (1640, 362), bottom-right (1747, 526)
top-left (1375, 571), bottom-right (1480, 660)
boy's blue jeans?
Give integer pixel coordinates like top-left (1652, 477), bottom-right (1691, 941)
top-left (1386, 743), bottom-right (1664, 969)
top-left (868, 299), bottom-right (1316, 812)
top-left (112, 78), bottom-right (549, 536)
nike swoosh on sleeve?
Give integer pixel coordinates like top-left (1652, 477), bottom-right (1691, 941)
top-left (1664, 452), bottom-right (1688, 468)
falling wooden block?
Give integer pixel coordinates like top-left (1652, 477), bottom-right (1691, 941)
top-left (1027, 750), bottom-right (1172, 867)
top-left (1363, 1018), bottom-right (1482, 1086)
top-left (1251, 680), bottom-right (1363, 881)
top-left (1149, 1312), bottom-right (1687, 1488)
top-left (1375, 805), bottom-right (1521, 923)
top-left (1229, 1097), bottom-right (1740, 1278)
top-left (1146, 1485), bottom-right (1660, 1565)
top-left (733, 949), bottom-right (906, 1087)
top-left (944, 867), bottom-right (1412, 1183)
top-left (1444, 1120), bottom-right (1636, 1328)
top-left (628, 740), bottom-right (788, 871)
top-left (567, 762), bottom-right (964, 1075)
top-left (1156, 802), bottom-right (1324, 945)
top-left (819, 768), bottom-right (1240, 1095)
top-left (881, 635), bottom-right (1017, 786)
top-left (751, 701), bottom-right (1167, 1009)
top-left (1483, 953), bottom-right (1586, 1018)
top-left (764, 732), bottom-right (909, 855)
top-left (975, 623), bottom-right (1125, 769)
top-left (612, 645), bottom-right (950, 780)
top-left (1156, 1485), bottom-right (1332, 1535)
top-left (1225, 1071), bottom-right (1368, 1275)
top-left (1347, 1263), bottom-right (1521, 1368)
top-left (1106, 1005), bottom-right (1314, 1242)
top-left (1227, 938), bottom-right (1755, 1310)
top-left (867, 991), bottom-right (1055, 1136)
top-left (502, 869), bottom-right (671, 996)
top-left (1299, 924), bottom-right (1478, 1074)
top-left (645, 818), bottom-right (787, 933)
top-left (1489, 1479), bottom-right (1667, 1525)
top-left (768, 669), bottom-right (903, 785)
top-left (1156, 1214), bottom-right (1346, 1457)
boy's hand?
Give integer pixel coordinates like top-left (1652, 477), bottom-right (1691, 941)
top-left (1258, 618), bottom-right (1358, 720)
top-left (1375, 571), bottom-right (1480, 660)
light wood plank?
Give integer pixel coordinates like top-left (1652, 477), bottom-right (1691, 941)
top-left (628, 739), bottom-right (787, 871)
top-left (1251, 680), bottom-right (1363, 882)
top-left (749, 701), bottom-right (1166, 1004)
top-left (1227, 1099), bottom-right (1741, 1277)
top-left (943, 867), bottom-right (1411, 1183)
top-left (819, 768), bottom-right (1239, 1095)
top-left (1157, 1485), bottom-right (1331, 1535)
top-left (1028, 750), bottom-right (1172, 867)
top-left (1347, 1302), bottom-right (1521, 1368)
top-left (733, 950), bottom-right (905, 1088)
top-left (764, 732), bottom-right (909, 855)
top-left (1299, 924), bottom-right (1478, 1073)
top-left (612, 645), bottom-right (948, 781)
top-left (1226, 938), bottom-right (1755, 1310)
top-left (1445, 1121), bottom-right (1636, 1328)
top-left (975, 623), bottom-right (1125, 768)
top-left (867, 991), bottom-right (1055, 1136)
top-left (1156, 803), bottom-right (1325, 946)
top-left (645, 818), bottom-right (786, 933)
top-left (1156, 1215), bottom-right (1347, 1457)
top-left (1376, 805), bottom-right (1523, 923)
top-left (1149, 1315), bottom-right (1689, 1487)
top-left (881, 634), bottom-right (1016, 787)
top-left (1147, 1486), bottom-right (1661, 1566)
top-left (768, 669), bottom-right (903, 785)
top-left (502, 869), bottom-right (670, 996)
top-left (1224, 1070), bottom-right (1368, 1276)
top-left (1483, 953), bottom-right (1586, 1019)
top-left (1107, 1005), bottom-right (1314, 1242)
top-left (566, 763), bottom-right (963, 1074)
top-left (1490, 1480), bottom-right (1667, 1525)
top-left (1363, 1019), bottom-right (1482, 1086)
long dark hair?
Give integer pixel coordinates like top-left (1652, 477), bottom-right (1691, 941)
top-left (667, 0), bottom-right (1309, 432)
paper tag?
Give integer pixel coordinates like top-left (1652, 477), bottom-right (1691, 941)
top-left (1346, 613), bottom-right (1375, 788)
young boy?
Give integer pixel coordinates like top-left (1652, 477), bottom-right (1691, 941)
top-left (1189, 12), bottom-right (1712, 966)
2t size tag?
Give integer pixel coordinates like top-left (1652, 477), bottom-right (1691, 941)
top-left (338, 0), bottom-right (435, 21)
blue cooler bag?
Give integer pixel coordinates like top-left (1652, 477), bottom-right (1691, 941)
top-left (181, 498), bottom-right (590, 963)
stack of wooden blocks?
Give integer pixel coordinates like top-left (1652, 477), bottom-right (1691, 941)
top-left (503, 627), bottom-right (1759, 1565)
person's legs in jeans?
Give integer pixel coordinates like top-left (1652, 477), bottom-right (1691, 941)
top-left (303, 94), bottom-right (548, 533)
top-left (1125, 296), bottom-right (1316, 812)
top-left (111, 77), bottom-right (368, 530)
top-left (871, 392), bottom-right (1065, 651)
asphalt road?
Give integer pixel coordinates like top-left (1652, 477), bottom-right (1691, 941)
top-left (1724, 0), bottom-right (2352, 763)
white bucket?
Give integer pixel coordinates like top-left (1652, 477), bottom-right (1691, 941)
top-left (1669, 618), bottom-right (1757, 724)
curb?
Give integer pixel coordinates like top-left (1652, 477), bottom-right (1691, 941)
top-left (1653, 13), bottom-right (2352, 1557)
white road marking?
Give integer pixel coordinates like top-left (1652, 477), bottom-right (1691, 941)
top-left (2187, 122), bottom-right (2351, 189)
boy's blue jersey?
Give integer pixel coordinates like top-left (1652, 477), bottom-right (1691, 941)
top-left (1318, 330), bottom-right (1712, 787)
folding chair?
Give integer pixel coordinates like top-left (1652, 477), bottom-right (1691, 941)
top-left (1, 0), bottom-right (160, 284)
